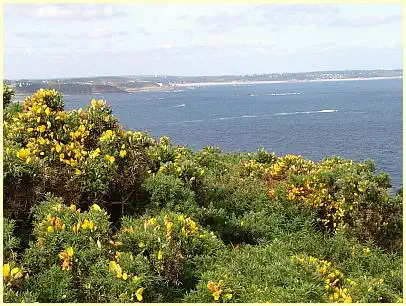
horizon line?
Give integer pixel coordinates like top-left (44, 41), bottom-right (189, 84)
top-left (4, 68), bottom-right (403, 81)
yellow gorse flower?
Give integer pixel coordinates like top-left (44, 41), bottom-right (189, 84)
top-left (207, 280), bottom-right (232, 302)
top-left (135, 288), bottom-right (144, 301)
top-left (108, 261), bottom-right (129, 280)
top-left (3, 263), bottom-right (24, 282)
top-left (91, 203), bottom-right (101, 212)
top-left (16, 148), bottom-right (31, 161)
top-left (90, 148), bottom-right (101, 159)
top-left (105, 154), bottom-right (115, 164)
top-left (3, 263), bottom-right (10, 279)
top-left (292, 254), bottom-right (352, 303)
top-left (59, 247), bottom-right (74, 270)
top-left (100, 130), bottom-right (115, 142)
top-left (119, 150), bottom-right (127, 158)
top-left (81, 219), bottom-right (95, 231)
top-left (90, 98), bottom-right (105, 109)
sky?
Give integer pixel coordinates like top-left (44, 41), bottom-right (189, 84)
top-left (3, 4), bottom-right (403, 79)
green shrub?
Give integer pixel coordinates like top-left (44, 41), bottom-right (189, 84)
top-left (24, 265), bottom-right (77, 302)
top-left (197, 172), bottom-right (271, 217)
top-left (3, 218), bottom-right (20, 262)
top-left (255, 147), bottom-right (276, 164)
top-left (270, 156), bottom-right (402, 252)
top-left (3, 83), bottom-right (14, 108)
top-left (185, 243), bottom-right (327, 303)
top-left (23, 194), bottom-right (111, 274)
top-left (185, 233), bottom-right (402, 303)
top-left (3, 288), bottom-right (38, 303)
top-left (81, 254), bottom-right (155, 302)
top-left (3, 101), bottom-right (23, 121)
top-left (115, 212), bottom-right (224, 291)
top-left (142, 173), bottom-right (197, 214)
top-left (146, 139), bottom-right (206, 188)
top-left (3, 89), bottom-right (150, 217)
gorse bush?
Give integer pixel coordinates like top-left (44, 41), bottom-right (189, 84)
top-left (3, 89), bottom-right (151, 221)
top-left (3, 195), bottom-right (222, 303)
top-left (185, 232), bottom-right (402, 303)
top-left (115, 212), bottom-right (223, 291)
top-left (3, 89), bottom-right (402, 303)
top-left (268, 156), bottom-right (402, 251)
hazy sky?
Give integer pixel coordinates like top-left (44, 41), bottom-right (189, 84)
top-left (4, 4), bottom-right (403, 79)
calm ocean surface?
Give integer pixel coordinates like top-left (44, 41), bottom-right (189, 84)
top-left (63, 78), bottom-right (403, 190)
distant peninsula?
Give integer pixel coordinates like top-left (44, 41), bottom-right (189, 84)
top-left (5, 69), bottom-right (402, 95)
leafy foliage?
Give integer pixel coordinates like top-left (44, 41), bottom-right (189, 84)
top-left (2, 89), bottom-right (402, 303)
top-left (3, 83), bottom-right (15, 108)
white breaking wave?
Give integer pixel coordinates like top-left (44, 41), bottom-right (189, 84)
top-left (317, 109), bottom-right (337, 113)
top-left (172, 104), bottom-right (185, 108)
top-left (274, 110), bottom-right (338, 116)
top-left (266, 92), bottom-right (302, 96)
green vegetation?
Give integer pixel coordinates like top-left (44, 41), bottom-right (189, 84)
top-left (2, 88), bottom-right (403, 303)
top-left (3, 83), bottom-right (15, 108)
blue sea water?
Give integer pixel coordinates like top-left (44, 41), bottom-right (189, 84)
top-left (63, 78), bottom-right (403, 190)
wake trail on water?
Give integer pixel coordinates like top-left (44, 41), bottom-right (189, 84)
top-left (265, 92), bottom-right (302, 96)
top-left (166, 110), bottom-right (337, 125)
top-left (236, 92), bottom-right (302, 97)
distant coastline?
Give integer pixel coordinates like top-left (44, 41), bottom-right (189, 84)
top-left (173, 76), bottom-right (403, 88)
top-left (85, 76), bottom-right (405, 93)
top-left (6, 70), bottom-right (402, 95)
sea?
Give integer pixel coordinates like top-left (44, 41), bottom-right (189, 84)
top-left (58, 78), bottom-right (402, 191)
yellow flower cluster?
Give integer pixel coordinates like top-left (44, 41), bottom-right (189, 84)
top-left (108, 257), bottom-right (144, 301)
top-left (110, 240), bottom-right (123, 247)
top-left (6, 90), bottom-right (128, 177)
top-left (90, 98), bottom-right (106, 109)
top-left (270, 154), bottom-right (315, 178)
top-left (7, 90), bottom-right (87, 170)
top-left (46, 215), bottom-right (66, 233)
top-left (287, 185), bottom-right (306, 201)
top-left (267, 158), bottom-right (357, 231)
top-left (120, 226), bottom-right (136, 233)
top-left (72, 218), bottom-right (96, 233)
top-left (240, 159), bottom-right (270, 178)
top-left (125, 130), bottom-right (155, 148)
top-left (291, 255), bottom-right (353, 303)
top-left (207, 280), bottom-right (233, 301)
top-left (58, 247), bottom-right (74, 271)
top-left (3, 263), bottom-right (24, 282)
top-left (164, 216), bottom-right (174, 243)
top-left (70, 204), bottom-right (81, 213)
top-left (109, 260), bottom-right (129, 280)
top-left (154, 144), bottom-right (205, 181)
top-left (367, 278), bottom-right (384, 293)
top-left (100, 129), bottom-right (116, 142)
top-left (178, 215), bottom-right (198, 237)
top-left (144, 217), bottom-right (157, 229)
